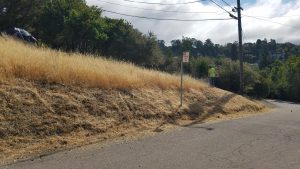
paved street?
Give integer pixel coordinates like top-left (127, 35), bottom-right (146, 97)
top-left (2, 100), bottom-right (300, 169)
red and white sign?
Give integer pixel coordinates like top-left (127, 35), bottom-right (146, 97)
top-left (182, 52), bottom-right (189, 63)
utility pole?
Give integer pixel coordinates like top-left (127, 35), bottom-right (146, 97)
top-left (236, 0), bottom-right (244, 94)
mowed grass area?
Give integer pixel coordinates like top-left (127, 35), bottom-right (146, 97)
top-left (0, 37), bottom-right (207, 89)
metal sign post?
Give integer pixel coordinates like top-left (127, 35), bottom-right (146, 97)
top-left (181, 52), bottom-right (189, 107)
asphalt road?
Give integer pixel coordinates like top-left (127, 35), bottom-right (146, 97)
top-left (2, 100), bottom-right (300, 169)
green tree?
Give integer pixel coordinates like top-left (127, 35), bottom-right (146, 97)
top-left (216, 58), bottom-right (260, 93)
top-left (143, 32), bottom-right (164, 67)
top-left (0, 0), bottom-right (46, 31)
top-left (195, 40), bottom-right (204, 56)
top-left (171, 39), bottom-right (182, 56)
top-left (203, 39), bottom-right (216, 57)
top-left (103, 19), bottom-right (163, 66)
top-left (190, 57), bottom-right (212, 78)
top-left (285, 56), bottom-right (300, 101)
top-left (230, 42), bottom-right (238, 61)
top-left (62, 5), bottom-right (108, 53)
top-left (35, 0), bottom-right (103, 49)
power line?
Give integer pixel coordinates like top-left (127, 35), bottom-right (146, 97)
top-left (243, 14), bottom-right (300, 19)
top-left (102, 9), bottom-right (234, 21)
top-left (220, 0), bottom-right (234, 9)
top-left (122, 0), bottom-right (203, 5)
top-left (209, 0), bottom-right (230, 13)
top-left (209, 0), bottom-right (237, 19)
top-left (242, 14), bottom-right (300, 29)
top-left (96, 0), bottom-right (220, 14)
top-left (242, 29), bottom-right (247, 43)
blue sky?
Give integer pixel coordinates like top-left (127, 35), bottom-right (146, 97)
top-left (243, 0), bottom-right (256, 3)
top-left (87, 0), bottom-right (300, 44)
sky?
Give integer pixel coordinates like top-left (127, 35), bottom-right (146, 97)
top-left (86, 0), bottom-right (300, 45)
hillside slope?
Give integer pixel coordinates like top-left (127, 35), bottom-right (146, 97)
top-left (0, 37), bottom-right (266, 165)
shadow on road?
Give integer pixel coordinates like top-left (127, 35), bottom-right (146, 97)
top-left (187, 126), bottom-right (215, 131)
top-left (183, 93), bottom-right (236, 126)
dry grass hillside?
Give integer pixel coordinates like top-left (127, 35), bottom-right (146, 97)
top-left (0, 37), bottom-right (266, 165)
top-left (0, 37), bottom-right (203, 89)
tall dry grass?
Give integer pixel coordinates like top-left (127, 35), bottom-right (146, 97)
top-left (0, 37), bottom-right (207, 89)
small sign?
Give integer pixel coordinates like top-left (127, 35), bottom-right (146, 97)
top-left (183, 52), bottom-right (189, 63)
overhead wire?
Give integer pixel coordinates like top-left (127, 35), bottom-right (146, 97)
top-left (121, 0), bottom-right (204, 5)
top-left (242, 14), bottom-right (300, 29)
top-left (99, 1), bottom-right (299, 28)
top-left (102, 9), bottom-right (234, 22)
top-left (241, 29), bottom-right (256, 58)
top-left (243, 14), bottom-right (300, 19)
top-left (242, 30), bottom-right (246, 43)
top-left (220, 0), bottom-right (234, 10)
top-left (92, 0), bottom-right (300, 48)
top-left (208, 0), bottom-right (237, 19)
top-left (96, 0), bottom-right (221, 14)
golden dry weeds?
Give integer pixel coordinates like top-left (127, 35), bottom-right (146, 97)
top-left (0, 37), bottom-right (266, 165)
top-left (0, 37), bottom-right (206, 89)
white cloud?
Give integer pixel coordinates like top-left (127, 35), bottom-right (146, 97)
top-left (87, 0), bottom-right (300, 45)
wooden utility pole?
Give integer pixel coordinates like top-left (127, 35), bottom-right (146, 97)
top-left (237, 0), bottom-right (244, 94)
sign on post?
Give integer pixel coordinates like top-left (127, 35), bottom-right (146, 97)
top-left (182, 52), bottom-right (189, 63)
top-left (180, 51), bottom-right (189, 107)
